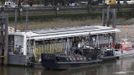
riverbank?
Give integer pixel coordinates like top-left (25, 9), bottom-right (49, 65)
top-left (10, 19), bottom-right (101, 30)
top-left (9, 18), bottom-right (134, 29)
top-left (9, 18), bottom-right (134, 41)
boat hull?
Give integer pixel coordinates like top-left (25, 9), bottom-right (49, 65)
top-left (41, 54), bottom-right (102, 70)
top-left (101, 49), bottom-right (119, 61)
top-left (101, 56), bottom-right (119, 61)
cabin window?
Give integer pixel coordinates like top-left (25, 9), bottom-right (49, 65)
top-left (89, 35), bottom-right (97, 47)
top-left (8, 35), bottom-right (24, 55)
top-left (27, 39), bottom-right (34, 56)
top-left (33, 39), bottom-right (69, 62)
top-left (43, 39), bottom-right (66, 54)
top-left (89, 34), bottom-right (114, 48)
top-left (71, 37), bottom-right (87, 48)
top-left (34, 38), bottom-right (71, 54)
top-left (35, 41), bottom-right (44, 55)
top-left (14, 35), bottom-right (24, 55)
top-left (8, 35), bottom-right (14, 54)
top-left (99, 34), bottom-right (114, 48)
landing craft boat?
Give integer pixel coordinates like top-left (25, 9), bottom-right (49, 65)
top-left (39, 26), bottom-right (120, 69)
top-left (41, 46), bottom-right (102, 70)
top-left (7, 26), bottom-right (120, 69)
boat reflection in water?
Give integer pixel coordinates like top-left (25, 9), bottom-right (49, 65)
top-left (1, 58), bottom-right (134, 75)
top-left (41, 65), bottom-right (100, 75)
top-left (40, 58), bottom-right (134, 75)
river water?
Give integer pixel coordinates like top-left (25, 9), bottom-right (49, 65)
top-left (1, 58), bottom-right (134, 75)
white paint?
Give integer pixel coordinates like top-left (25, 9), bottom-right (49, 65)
top-left (114, 71), bottom-right (134, 74)
top-left (23, 34), bottom-right (27, 55)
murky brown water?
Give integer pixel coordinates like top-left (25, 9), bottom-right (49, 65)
top-left (1, 58), bottom-right (134, 75)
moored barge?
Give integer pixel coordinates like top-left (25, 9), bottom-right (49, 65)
top-left (7, 26), bottom-right (120, 69)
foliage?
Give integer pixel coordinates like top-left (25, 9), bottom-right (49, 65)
top-left (0, 0), bottom-right (5, 4)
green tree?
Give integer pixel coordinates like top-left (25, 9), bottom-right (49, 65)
top-left (0, 0), bottom-right (5, 5)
